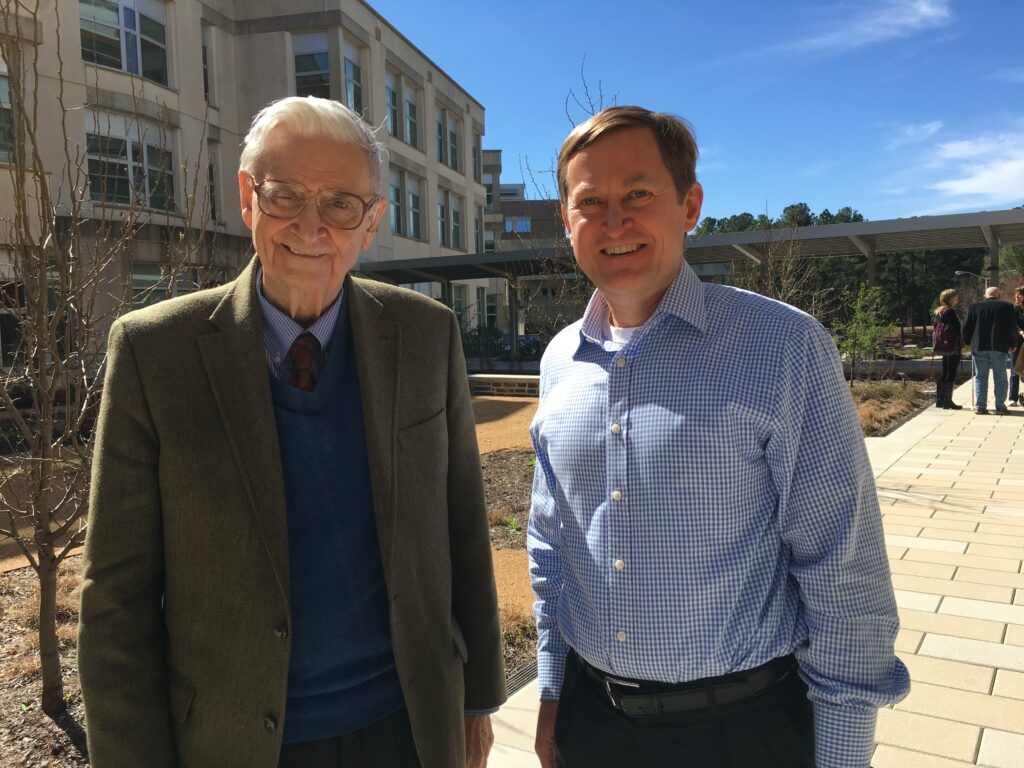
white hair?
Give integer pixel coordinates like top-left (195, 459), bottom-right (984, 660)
top-left (239, 96), bottom-right (388, 194)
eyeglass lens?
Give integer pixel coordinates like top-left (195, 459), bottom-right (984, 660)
top-left (257, 181), bottom-right (369, 229)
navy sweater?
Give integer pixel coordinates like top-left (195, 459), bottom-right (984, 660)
top-left (269, 303), bottom-right (403, 743)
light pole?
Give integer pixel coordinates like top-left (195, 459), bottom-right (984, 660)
top-left (954, 270), bottom-right (991, 289)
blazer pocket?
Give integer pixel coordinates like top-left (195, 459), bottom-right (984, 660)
top-left (167, 666), bottom-right (197, 724)
top-left (397, 406), bottom-right (446, 443)
top-left (450, 615), bottom-right (469, 663)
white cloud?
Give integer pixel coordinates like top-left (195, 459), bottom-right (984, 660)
top-left (927, 131), bottom-right (1024, 207)
top-left (886, 120), bottom-right (944, 150)
top-left (783, 0), bottom-right (951, 55)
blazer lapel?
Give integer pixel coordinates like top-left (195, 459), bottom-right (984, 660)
top-left (348, 277), bottom-right (400, 580)
top-left (197, 258), bottom-right (290, 602)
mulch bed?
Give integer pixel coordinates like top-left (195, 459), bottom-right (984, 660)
top-left (483, 449), bottom-right (533, 551)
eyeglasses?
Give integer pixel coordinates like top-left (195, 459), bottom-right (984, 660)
top-left (248, 175), bottom-right (380, 230)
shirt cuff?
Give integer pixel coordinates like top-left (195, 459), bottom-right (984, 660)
top-left (536, 632), bottom-right (570, 701)
top-left (812, 702), bottom-right (877, 768)
top-left (464, 707), bottom-right (500, 716)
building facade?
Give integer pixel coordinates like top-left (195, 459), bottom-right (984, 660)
top-left (0, 0), bottom-right (489, 359)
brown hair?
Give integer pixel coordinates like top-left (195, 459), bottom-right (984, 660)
top-left (556, 106), bottom-right (698, 204)
top-left (938, 288), bottom-right (958, 308)
top-left (1015, 286), bottom-right (1024, 298)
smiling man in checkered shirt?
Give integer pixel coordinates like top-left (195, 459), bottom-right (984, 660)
top-left (527, 106), bottom-right (909, 768)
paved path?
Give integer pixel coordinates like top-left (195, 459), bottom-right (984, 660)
top-left (491, 381), bottom-right (1024, 767)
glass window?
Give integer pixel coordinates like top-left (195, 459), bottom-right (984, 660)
top-left (505, 216), bottom-right (531, 234)
top-left (344, 41), bottom-right (362, 114)
top-left (385, 73), bottom-right (399, 138)
top-left (403, 86), bottom-right (418, 148)
top-left (131, 262), bottom-right (165, 307)
top-left (452, 284), bottom-right (466, 325)
top-left (483, 230), bottom-right (495, 253)
top-left (483, 173), bottom-right (494, 211)
top-left (0, 75), bottom-right (12, 165)
top-left (476, 287), bottom-right (485, 328)
top-left (407, 176), bottom-right (421, 239)
top-left (201, 25), bottom-right (211, 102)
top-left (206, 144), bottom-right (218, 221)
top-left (436, 113), bottom-right (445, 163)
top-left (448, 119), bottom-right (459, 172)
top-left (451, 196), bottom-right (462, 250)
top-left (80, 0), bottom-right (168, 86)
top-left (437, 195), bottom-right (448, 247)
top-left (472, 135), bottom-right (481, 182)
top-left (86, 114), bottom-right (174, 211)
top-left (486, 293), bottom-right (497, 328)
top-left (294, 33), bottom-right (329, 99)
top-left (388, 169), bottom-right (403, 235)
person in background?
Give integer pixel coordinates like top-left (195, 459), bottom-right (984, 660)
top-left (933, 288), bottom-right (964, 410)
top-left (1009, 287), bottom-right (1024, 407)
top-left (962, 286), bottom-right (1018, 415)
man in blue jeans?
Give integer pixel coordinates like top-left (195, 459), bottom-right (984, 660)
top-left (962, 286), bottom-right (1019, 414)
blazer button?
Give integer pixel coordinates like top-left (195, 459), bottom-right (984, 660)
top-left (275, 625), bottom-right (288, 640)
top-left (263, 715), bottom-right (277, 732)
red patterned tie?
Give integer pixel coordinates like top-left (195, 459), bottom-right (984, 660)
top-left (287, 332), bottom-right (321, 391)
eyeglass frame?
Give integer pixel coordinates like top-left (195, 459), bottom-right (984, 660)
top-left (246, 174), bottom-right (382, 230)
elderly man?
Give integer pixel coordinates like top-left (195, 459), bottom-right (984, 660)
top-left (528, 106), bottom-right (908, 768)
top-left (962, 286), bottom-right (1019, 414)
top-left (79, 97), bottom-right (505, 768)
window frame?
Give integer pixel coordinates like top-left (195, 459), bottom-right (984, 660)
top-left (0, 72), bottom-right (12, 166)
top-left (293, 31), bottom-right (330, 99)
top-left (79, 0), bottom-right (169, 87)
top-left (85, 112), bottom-right (176, 212)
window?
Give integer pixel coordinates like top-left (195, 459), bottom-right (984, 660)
top-left (206, 143), bottom-right (218, 222)
top-left (434, 107), bottom-right (462, 171)
top-left (80, 0), bottom-right (169, 86)
top-left (385, 73), bottom-right (399, 138)
top-left (475, 206), bottom-right (483, 253)
top-left (483, 230), bottom-right (495, 253)
top-left (294, 32), bottom-right (329, 98)
top-left (403, 84), bottom-right (418, 148)
top-left (504, 216), bottom-right (531, 234)
top-left (131, 264), bottom-right (223, 308)
top-left (486, 293), bottom-right (498, 329)
top-left (451, 196), bottom-right (462, 250)
top-left (472, 134), bottom-right (482, 182)
top-left (201, 24), bottom-right (212, 102)
top-left (0, 75), bottom-right (12, 165)
top-left (476, 287), bottom-right (485, 328)
top-left (86, 113), bottom-right (174, 211)
top-left (388, 168), bottom-right (403, 235)
top-left (406, 175), bottom-right (422, 239)
top-left (343, 41), bottom-right (362, 114)
top-left (452, 284), bottom-right (466, 325)
top-left (437, 196), bottom-right (448, 247)
top-left (483, 173), bottom-right (493, 211)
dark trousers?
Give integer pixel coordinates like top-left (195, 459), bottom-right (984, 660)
top-left (941, 352), bottom-right (961, 384)
top-left (554, 651), bottom-right (815, 768)
top-left (277, 706), bottom-right (421, 768)
top-left (1011, 347), bottom-right (1020, 400)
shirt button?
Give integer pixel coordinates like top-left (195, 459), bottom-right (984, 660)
top-left (615, 357), bottom-right (626, 368)
top-left (611, 490), bottom-right (623, 502)
top-left (616, 630), bottom-right (627, 642)
top-left (263, 715), bottom-right (277, 732)
top-left (614, 559), bottom-right (625, 571)
top-left (610, 423), bottom-right (621, 434)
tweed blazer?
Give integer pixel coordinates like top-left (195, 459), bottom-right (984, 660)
top-left (78, 258), bottom-right (506, 768)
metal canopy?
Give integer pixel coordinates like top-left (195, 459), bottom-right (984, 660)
top-left (358, 208), bottom-right (1024, 283)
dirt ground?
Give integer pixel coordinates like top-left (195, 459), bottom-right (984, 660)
top-left (472, 396), bottom-right (537, 454)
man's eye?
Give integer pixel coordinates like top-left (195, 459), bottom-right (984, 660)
top-left (578, 197), bottom-right (600, 207)
top-left (325, 196), bottom-right (352, 210)
top-left (628, 189), bottom-right (650, 200)
top-left (269, 190), bottom-right (303, 204)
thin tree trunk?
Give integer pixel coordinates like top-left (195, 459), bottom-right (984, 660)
top-left (37, 548), bottom-right (66, 716)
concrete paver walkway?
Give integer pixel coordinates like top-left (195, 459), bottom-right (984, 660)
top-left (491, 381), bottom-right (1024, 767)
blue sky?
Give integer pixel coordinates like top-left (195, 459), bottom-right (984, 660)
top-left (372, 0), bottom-right (1023, 223)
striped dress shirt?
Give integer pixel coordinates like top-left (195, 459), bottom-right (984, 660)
top-left (528, 263), bottom-right (909, 768)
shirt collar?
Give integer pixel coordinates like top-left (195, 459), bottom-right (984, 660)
top-left (578, 260), bottom-right (708, 348)
top-left (255, 263), bottom-right (343, 358)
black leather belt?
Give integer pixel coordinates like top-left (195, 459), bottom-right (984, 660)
top-left (577, 653), bottom-right (796, 717)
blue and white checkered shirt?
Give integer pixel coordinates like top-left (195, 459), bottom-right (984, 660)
top-left (528, 263), bottom-right (909, 768)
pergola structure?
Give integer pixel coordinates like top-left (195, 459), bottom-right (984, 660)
top-left (358, 208), bottom-right (1024, 357)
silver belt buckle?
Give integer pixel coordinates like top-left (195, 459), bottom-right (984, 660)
top-left (604, 675), bottom-right (640, 708)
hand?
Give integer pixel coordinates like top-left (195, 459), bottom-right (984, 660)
top-left (535, 700), bottom-right (559, 768)
top-left (465, 714), bottom-right (494, 768)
